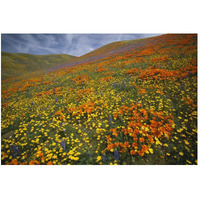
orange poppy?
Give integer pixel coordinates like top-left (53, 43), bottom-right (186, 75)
top-left (134, 129), bottom-right (139, 134)
top-left (11, 159), bottom-right (18, 165)
top-left (120, 149), bottom-right (125, 153)
top-left (151, 128), bottom-right (157, 135)
top-left (130, 150), bottom-right (136, 155)
top-left (159, 126), bottom-right (165, 133)
top-left (107, 143), bottom-right (114, 151)
top-left (132, 142), bottom-right (138, 149)
top-left (124, 141), bottom-right (130, 148)
top-left (150, 120), bottom-right (157, 128)
top-left (148, 135), bottom-right (154, 144)
top-left (139, 137), bottom-right (145, 143)
top-left (119, 109), bottom-right (123, 115)
top-left (110, 128), bottom-right (118, 137)
top-left (138, 150), bottom-right (144, 156)
top-left (114, 142), bottom-right (119, 147)
top-left (127, 127), bottom-right (133, 133)
top-left (120, 142), bottom-right (125, 148)
top-left (35, 161), bottom-right (40, 165)
top-left (55, 109), bottom-right (63, 116)
top-left (29, 160), bottom-right (35, 165)
top-left (142, 145), bottom-right (149, 152)
top-left (132, 133), bottom-right (136, 138)
top-left (139, 89), bottom-right (147, 94)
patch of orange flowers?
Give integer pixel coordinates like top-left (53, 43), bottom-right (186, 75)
top-left (97, 68), bottom-right (108, 72)
top-left (100, 76), bottom-right (113, 82)
top-left (126, 68), bottom-right (138, 75)
top-left (73, 75), bottom-right (89, 85)
top-left (68, 101), bottom-right (98, 116)
top-left (35, 87), bottom-right (64, 98)
top-left (139, 89), bottom-right (147, 94)
top-left (55, 109), bottom-right (65, 120)
top-left (106, 102), bottom-right (174, 157)
top-left (139, 68), bottom-right (178, 80)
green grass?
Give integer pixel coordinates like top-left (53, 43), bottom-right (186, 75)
top-left (1, 52), bottom-right (77, 80)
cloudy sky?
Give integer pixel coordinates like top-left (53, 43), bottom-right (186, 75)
top-left (1, 34), bottom-right (162, 57)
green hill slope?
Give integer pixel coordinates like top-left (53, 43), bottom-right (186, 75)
top-left (1, 52), bottom-right (77, 80)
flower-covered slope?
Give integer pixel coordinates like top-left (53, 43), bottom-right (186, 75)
top-left (1, 34), bottom-right (197, 165)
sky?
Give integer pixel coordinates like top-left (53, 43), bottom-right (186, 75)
top-left (1, 34), bottom-right (162, 57)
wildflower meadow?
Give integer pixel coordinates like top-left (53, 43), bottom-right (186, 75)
top-left (1, 34), bottom-right (197, 165)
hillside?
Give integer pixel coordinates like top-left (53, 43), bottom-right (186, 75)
top-left (58, 34), bottom-right (197, 70)
top-left (1, 34), bottom-right (197, 165)
top-left (1, 52), bottom-right (77, 80)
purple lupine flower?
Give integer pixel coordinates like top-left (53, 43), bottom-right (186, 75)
top-left (87, 153), bottom-right (91, 157)
top-left (109, 116), bottom-right (113, 126)
top-left (121, 97), bottom-right (124, 102)
top-left (63, 129), bottom-right (66, 132)
top-left (114, 150), bottom-right (119, 160)
top-left (101, 92), bottom-right (103, 97)
top-left (13, 144), bottom-right (20, 154)
top-left (102, 155), bottom-right (107, 161)
top-left (55, 98), bottom-right (58, 102)
top-left (31, 102), bottom-right (34, 105)
top-left (61, 141), bottom-right (65, 151)
top-left (185, 74), bottom-right (188, 79)
top-left (181, 83), bottom-right (185, 91)
top-left (122, 80), bottom-right (125, 87)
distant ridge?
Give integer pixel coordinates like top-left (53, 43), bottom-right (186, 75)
top-left (1, 52), bottom-right (77, 80)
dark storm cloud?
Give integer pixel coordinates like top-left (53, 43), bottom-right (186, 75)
top-left (1, 34), bottom-right (162, 56)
